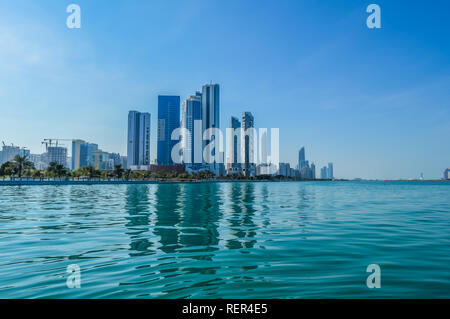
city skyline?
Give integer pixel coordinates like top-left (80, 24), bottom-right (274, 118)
top-left (0, 83), bottom-right (334, 179)
top-left (0, 1), bottom-right (449, 179)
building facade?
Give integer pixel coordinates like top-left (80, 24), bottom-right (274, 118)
top-left (181, 93), bottom-right (202, 167)
top-left (226, 116), bottom-right (242, 175)
top-left (298, 147), bottom-right (306, 169)
top-left (0, 145), bottom-right (30, 165)
top-left (47, 146), bottom-right (67, 167)
top-left (202, 83), bottom-right (220, 174)
top-left (157, 95), bottom-right (180, 165)
top-left (72, 139), bottom-right (99, 170)
top-left (127, 111), bottom-right (151, 169)
top-left (278, 162), bottom-right (290, 177)
top-left (328, 163), bottom-right (334, 179)
top-left (320, 166), bottom-right (328, 179)
top-left (242, 112), bottom-right (255, 177)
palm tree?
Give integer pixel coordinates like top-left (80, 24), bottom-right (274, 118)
top-left (113, 164), bottom-right (124, 179)
top-left (47, 162), bottom-right (67, 179)
top-left (86, 166), bottom-right (100, 179)
top-left (12, 155), bottom-right (35, 178)
top-left (125, 169), bottom-right (131, 181)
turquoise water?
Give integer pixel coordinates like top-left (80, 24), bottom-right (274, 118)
top-left (0, 181), bottom-right (449, 298)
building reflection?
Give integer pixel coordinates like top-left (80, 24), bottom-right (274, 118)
top-left (226, 182), bottom-right (257, 250)
top-left (124, 184), bottom-right (154, 257)
top-left (178, 183), bottom-right (222, 259)
top-left (153, 184), bottom-right (182, 254)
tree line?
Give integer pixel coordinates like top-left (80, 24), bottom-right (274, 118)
top-left (0, 155), bottom-right (300, 181)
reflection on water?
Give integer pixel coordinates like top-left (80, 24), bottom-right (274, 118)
top-left (0, 181), bottom-right (449, 298)
top-left (125, 185), bottom-right (153, 257)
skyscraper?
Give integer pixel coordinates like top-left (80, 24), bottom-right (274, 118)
top-left (202, 83), bottom-right (220, 174)
top-left (0, 144), bottom-right (29, 165)
top-left (242, 111), bottom-right (255, 177)
top-left (47, 146), bottom-right (67, 167)
top-left (181, 93), bottom-right (202, 167)
top-left (157, 95), bottom-right (180, 165)
top-left (444, 168), bottom-right (449, 180)
top-left (278, 163), bottom-right (290, 177)
top-left (227, 116), bottom-right (241, 174)
top-left (72, 139), bottom-right (98, 170)
top-left (328, 162), bottom-right (334, 179)
top-left (311, 163), bottom-right (316, 180)
top-left (127, 111), bottom-right (151, 169)
top-left (320, 166), bottom-right (328, 179)
top-left (298, 147), bottom-right (306, 169)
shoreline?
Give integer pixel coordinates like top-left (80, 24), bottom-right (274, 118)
top-left (0, 179), bottom-right (448, 186)
top-left (0, 179), bottom-right (339, 186)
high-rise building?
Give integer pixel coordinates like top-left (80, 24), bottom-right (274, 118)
top-left (242, 111), bottom-right (255, 177)
top-left (299, 147), bottom-right (306, 169)
top-left (0, 144), bottom-right (30, 165)
top-left (181, 93), bottom-right (202, 167)
top-left (202, 83), bottom-right (220, 174)
top-left (311, 163), bottom-right (316, 180)
top-left (157, 95), bottom-right (180, 165)
top-left (300, 161), bottom-right (312, 179)
top-left (120, 156), bottom-right (127, 169)
top-left (92, 150), bottom-right (120, 171)
top-left (328, 162), bottom-right (334, 179)
top-left (444, 168), bottom-right (450, 180)
top-left (127, 111), bottom-right (151, 169)
top-left (72, 139), bottom-right (98, 170)
top-left (29, 153), bottom-right (47, 170)
top-left (47, 146), bottom-right (67, 167)
top-left (278, 163), bottom-right (290, 177)
top-left (227, 116), bottom-right (241, 175)
top-left (320, 166), bottom-right (328, 179)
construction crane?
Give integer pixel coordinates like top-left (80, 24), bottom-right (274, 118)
top-left (41, 139), bottom-right (73, 152)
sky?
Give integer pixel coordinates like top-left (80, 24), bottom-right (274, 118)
top-left (0, 0), bottom-right (449, 179)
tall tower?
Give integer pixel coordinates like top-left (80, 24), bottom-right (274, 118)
top-left (157, 95), bottom-right (180, 165)
top-left (227, 116), bottom-right (241, 174)
top-left (242, 111), bottom-right (255, 177)
top-left (181, 92), bottom-right (202, 167)
top-left (72, 140), bottom-right (98, 170)
top-left (127, 111), bottom-right (151, 169)
top-left (298, 147), bottom-right (306, 169)
top-left (328, 162), bottom-right (334, 179)
top-left (202, 83), bottom-right (220, 174)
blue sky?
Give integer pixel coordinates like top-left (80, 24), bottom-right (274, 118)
top-left (0, 0), bottom-right (449, 179)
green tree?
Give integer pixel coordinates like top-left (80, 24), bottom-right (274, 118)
top-left (32, 169), bottom-right (43, 179)
top-left (0, 161), bottom-right (14, 177)
top-left (46, 162), bottom-right (68, 178)
top-left (113, 164), bottom-right (124, 179)
top-left (12, 155), bottom-right (35, 178)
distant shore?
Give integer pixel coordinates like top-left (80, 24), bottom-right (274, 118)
top-left (0, 178), bottom-right (342, 186)
top-left (0, 179), bottom-right (448, 186)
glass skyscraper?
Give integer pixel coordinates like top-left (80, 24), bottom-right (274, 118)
top-left (181, 93), bottom-right (202, 166)
top-left (242, 111), bottom-right (255, 177)
top-left (72, 139), bottom-right (98, 170)
top-left (328, 162), bottom-right (334, 179)
top-left (47, 146), bottom-right (67, 167)
top-left (202, 84), bottom-right (220, 174)
top-left (226, 116), bottom-right (241, 174)
top-left (299, 147), bottom-right (306, 169)
top-left (157, 95), bottom-right (180, 165)
top-left (127, 110), bottom-right (151, 169)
